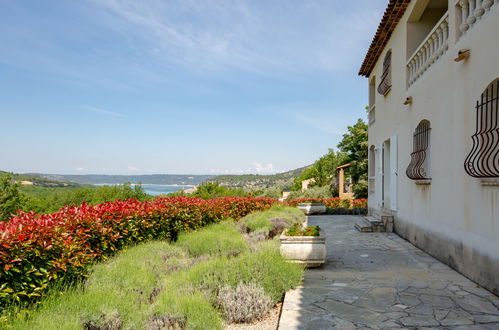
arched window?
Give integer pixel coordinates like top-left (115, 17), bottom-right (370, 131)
top-left (369, 76), bottom-right (376, 125)
top-left (406, 120), bottom-right (431, 180)
top-left (377, 50), bottom-right (392, 96)
top-left (464, 79), bottom-right (499, 177)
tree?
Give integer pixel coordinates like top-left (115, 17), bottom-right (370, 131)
top-left (290, 149), bottom-right (346, 192)
top-left (337, 118), bottom-right (368, 198)
top-left (0, 174), bottom-right (25, 221)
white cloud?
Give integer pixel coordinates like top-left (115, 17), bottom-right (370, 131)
top-left (209, 162), bottom-right (277, 175)
top-left (253, 162), bottom-right (275, 174)
top-left (127, 165), bottom-right (141, 172)
top-left (80, 105), bottom-right (125, 117)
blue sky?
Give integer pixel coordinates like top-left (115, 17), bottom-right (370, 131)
top-left (0, 0), bottom-right (386, 175)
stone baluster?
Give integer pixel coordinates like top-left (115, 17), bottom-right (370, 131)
top-left (425, 43), bottom-right (431, 70)
top-left (431, 34), bottom-right (439, 64)
top-left (418, 46), bottom-right (426, 76)
top-left (437, 25), bottom-right (444, 56)
top-left (459, 0), bottom-right (470, 32)
top-left (482, 0), bottom-right (493, 10)
top-left (414, 51), bottom-right (421, 80)
top-left (408, 61), bottom-right (414, 86)
top-left (475, 0), bottom-right (485, 19)
top-left (421, 44), bottom-right (427, 72)
top-left (410, 60), bottom-right (415, 84)
top-left (427, 35), bottom-right (434, 65)
top-left (442, 19), bottom-right (449, 51)
top-left (467, 0), bottom-right (477, 26)
top-left (414, 53), bottom-right (420, 80)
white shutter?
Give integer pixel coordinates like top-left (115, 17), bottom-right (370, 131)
top-left (390, 136), bottom-right (398, 210)
top-left (377, 143), bottom-right (384, 207)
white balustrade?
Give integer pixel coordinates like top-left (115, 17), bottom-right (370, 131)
top-left (407, 13), bottom-right (449, 87)
top-left (458, 0), bottom-right (497, 38)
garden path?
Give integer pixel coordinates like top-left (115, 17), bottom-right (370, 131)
top-left (278, 215), bottom-right (499, 329)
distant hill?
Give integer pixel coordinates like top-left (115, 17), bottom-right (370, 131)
top-left (37, 174), bottom-right (214, 186)
top-left (205, 166), bottom-right (310, 190)
top-left (0, 170), bottom-right (80, 187)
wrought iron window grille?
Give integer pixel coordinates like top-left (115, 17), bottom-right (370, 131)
top-left (464, 79), bottom-right (499, 178)
top-left (406, 120), bottom-right (431, 180)
top-left (378, 51), bottom-right (392, 96)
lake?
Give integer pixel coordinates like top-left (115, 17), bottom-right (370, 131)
top-left (94, 183), bottom-right (194, 196)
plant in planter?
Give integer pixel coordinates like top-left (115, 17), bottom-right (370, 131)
top-left (297, 200), bottom-right (326, 215)
top-left (280, 223), bottom-right (326, 267)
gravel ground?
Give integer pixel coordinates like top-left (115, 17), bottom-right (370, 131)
top-left (225, 303), bottom-right (281, 330)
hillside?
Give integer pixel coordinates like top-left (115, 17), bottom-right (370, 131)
top-left (205, 166), bottom-right (310, 190)
top-left (0, 171), bottom-right (80, 187)
top-left (38, 174), bottom-right (214, 186)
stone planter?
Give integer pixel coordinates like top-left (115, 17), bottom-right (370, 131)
top-left (279, 230), bottom-right (326, 267)
top-left (297, 202), bottom-right (326, 215)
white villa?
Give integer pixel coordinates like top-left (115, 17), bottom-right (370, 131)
top-left (359, 0), bottom-right (499, 294)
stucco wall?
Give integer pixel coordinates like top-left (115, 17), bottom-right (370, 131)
top-left (367, 0), bottom-right (499, 294)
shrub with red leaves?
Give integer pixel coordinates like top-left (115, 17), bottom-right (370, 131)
top-left (286, 197), bottom-right (367, 209)
top-left (0, 197), bottom-right (276, 306)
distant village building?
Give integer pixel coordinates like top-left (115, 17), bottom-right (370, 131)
top-left (359, 0), bottom-right (499, 294)
top-left (19, 181), bottom-right (34, 185)
top-left (301, 178), bottom-right (315, 192)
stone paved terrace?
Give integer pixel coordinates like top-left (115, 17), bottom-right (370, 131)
top-left (278, 215), bottom-right (499, 329)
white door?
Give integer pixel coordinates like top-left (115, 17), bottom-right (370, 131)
top-left (389, 136), bottom-right (398, 210)
top-left (383, 140), bottom-right (391, 208)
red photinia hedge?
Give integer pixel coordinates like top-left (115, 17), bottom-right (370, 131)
top-left (0, 197), bottom-right (276, 306)
top-left (286, 198), bottom-right (368, 209)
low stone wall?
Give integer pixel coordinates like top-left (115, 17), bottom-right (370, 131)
top-left (394, 218), bottom-right (499, 296)
top-left (326, 207), bottom-right (367, 215)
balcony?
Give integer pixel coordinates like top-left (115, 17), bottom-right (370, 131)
top-left (406, 12), bottom-right (449, 87)
top-left (457, 0), bottom-right (498, 39)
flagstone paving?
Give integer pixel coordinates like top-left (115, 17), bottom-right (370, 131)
top-left (278, 215), bottom-right (499, 329)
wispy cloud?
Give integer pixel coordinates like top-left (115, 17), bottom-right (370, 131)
top-left (93, 0), bottom-right (385, 74)
top-left (80, 105), bottom-right (125, 117)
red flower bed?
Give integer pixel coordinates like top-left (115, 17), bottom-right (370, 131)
top-left (286, 197), bottom-right (368, 209)
top-left (0, 197), bottom-right (276, 306)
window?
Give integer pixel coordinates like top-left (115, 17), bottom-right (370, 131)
top-left (377, 50), bottom-right (391, 96)
top-left (464, 79), bottom-right (499, 178)
top-left (369, 76), bottom-right (376, 125)
top-left (406, 120), bottom-right (431, 180)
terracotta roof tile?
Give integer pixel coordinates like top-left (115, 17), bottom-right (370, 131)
top-left (358, 0), bottom-right (411, 77)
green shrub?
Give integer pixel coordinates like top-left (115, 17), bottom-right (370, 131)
top-left (0, 174), bottom-right (25, 222)
top-left (285, 223), bottom-right (320, 236)
top-left (339, 198), bottom-right (351, 208)
top-left (152, 290), bottom-right (223, 330)
top-left (4, 241), bottom-right (184, 330)
top-left (239, 205), bottom-right (305, 238)
top-left (3, 208), bottom-right (303, 329)
top-left (217, 282), bottom-right (272, 323)
top-left (252, 188), bottom-right (282, 199)
top-left (183, 246), bottom-right (304, 303)
top-left (191, 182), bottom-right (248, 200)
top-left (176, 222), bottom-right (249, 257)
top-left (352, 176), bottom-right (368, 199)
top-left (243, 215), bottom-right (272, 233)
top-left (287, 184), bottom-right (335, 200)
